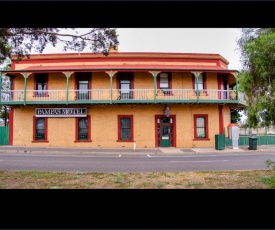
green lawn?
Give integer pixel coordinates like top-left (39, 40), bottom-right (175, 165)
top-left (0, 170), bottom-right (275, 188)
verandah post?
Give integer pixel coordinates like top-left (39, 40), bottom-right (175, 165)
top-left (110, 70), bottom-right (113, 103)
top-left (153, 70), bottom-right (157, 103)
top-left (195, 70), bottom-right (199, 102)
top-left (23, 72), bottom-right (28, 105)
top-left (66, 71), bottom-right (70, 105)
top-left (235, 72), bottom-right (239, 100)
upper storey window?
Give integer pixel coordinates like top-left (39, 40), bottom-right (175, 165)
top-left (34, 73), bottom-right (48, 96)
top-left (117, 72), bottom-right (134, 100)
top-left (75, 72), bottom-right (91, 100)
top-left (193, 73), bottom-right (206, 93)
top-left (158, 73), bottom-right (172, 95)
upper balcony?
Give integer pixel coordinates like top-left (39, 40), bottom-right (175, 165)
top-left (0, 88), bottom-right (246, 107)
top-left (0, 51), bottom-right (244, 108)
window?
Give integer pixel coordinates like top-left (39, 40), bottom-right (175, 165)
top-left (120, 79), bottom-right (131, 99)
top-left (193, 114), bottom-right (209, 140)
top-left (33, 117), bottom-right (48, 142)
top-left (75, 72), bottom-right (91, 100)
top-left (193, 73), bottom-right (206, 93)
top-left (117, 72), bottom-right (133, 100)
top-left (158, 73), bottom-right (172, 95)
top-left (117, 115), bottom-right (134, 142)
top-left (34, 73), bottom-right (48, 96)
top-left (196, 117), bottom-right (206, 138)
top-left (196, 74), bottom-right (204, 91)
top-left (75, 115), bottom-right (91, 142)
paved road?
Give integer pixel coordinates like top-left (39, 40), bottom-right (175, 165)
top-left (0, 152), bottom-right (275, 172)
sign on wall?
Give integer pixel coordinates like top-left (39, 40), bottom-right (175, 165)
top-left (35, 108), bottom-right (87, 117)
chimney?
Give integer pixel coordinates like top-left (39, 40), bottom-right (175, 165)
top-left (109, 45), bottom-right (118, 53)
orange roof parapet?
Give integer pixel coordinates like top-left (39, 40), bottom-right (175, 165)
top-left (10, 52), bottom-right (230, 72)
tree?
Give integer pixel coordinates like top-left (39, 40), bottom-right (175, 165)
top-left (0, 106), bottom-right (9, 126)
top-left (237, 28), bottom-right (275, 128)
top-left (230, 109), bottom-right (243, 123)
top-left (0, 28), bottom-right (119, 65)
top-left (0, 28), bottom-right (119, 125)
top-left (0, 61), bottom-right (11, 126)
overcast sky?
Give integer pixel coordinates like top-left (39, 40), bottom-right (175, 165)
top-left (41, 28), bottom-right (243, 71)
top-left (117, 28), bottom-right (242, 70)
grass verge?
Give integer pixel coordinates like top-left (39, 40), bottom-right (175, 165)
top-left (0, 170), bottom-right (275, 188)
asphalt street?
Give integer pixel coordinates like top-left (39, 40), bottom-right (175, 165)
top-left (0, 152), bottom-right (275, 172)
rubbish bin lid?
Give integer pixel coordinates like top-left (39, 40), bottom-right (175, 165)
top-left (249, 136), bottom-right (258, 139)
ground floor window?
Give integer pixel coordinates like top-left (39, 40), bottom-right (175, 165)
top-left (33, 117), bottom-right (48, 142)
top-left (75, 115), bottom-right (91, 142)
top-left (117, 115), bottom-right (134, 142)
top-left (193, 114), bottom-right (209, 140)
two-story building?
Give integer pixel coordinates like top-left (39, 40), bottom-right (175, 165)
top-left (0, 48), bottom-right (246, 148)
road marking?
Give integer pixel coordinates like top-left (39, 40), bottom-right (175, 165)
top-left (171, 160), bottom-right (228, 163)
top-left (147, 154), bottom-right (151, 157)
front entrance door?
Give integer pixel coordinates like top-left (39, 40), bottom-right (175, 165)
top-left (156, 116), bottom-right (175, 147)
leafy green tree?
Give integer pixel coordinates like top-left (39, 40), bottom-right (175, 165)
top-left (0, 61), bottom-right (11, 126)
top-left (230, 109), bottom-right (243, 123)
top-left (0, 28), bottom-right (119, 65)
top-left (238, 28), bottom-right (275, 128)
top-left (1, 28), bottom-right (119, 126)
top-left (0, 106), bottom-right (9, 126)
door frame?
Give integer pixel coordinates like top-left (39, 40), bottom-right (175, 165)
top-left (155, 114), bottom-right (176, 147)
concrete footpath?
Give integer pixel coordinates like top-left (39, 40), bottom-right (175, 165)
top-left (1, 145), bottom-right (275, 155)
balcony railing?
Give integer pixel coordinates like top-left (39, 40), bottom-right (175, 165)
top-left (0, 89), bottom-right (246, 105)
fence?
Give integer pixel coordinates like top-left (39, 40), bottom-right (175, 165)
top-left (239, 127), bottom-right (275, 136)
top-left (0, 126), bottom-right (9, 145)
top-left (225, 135), bottom-right (275, 146)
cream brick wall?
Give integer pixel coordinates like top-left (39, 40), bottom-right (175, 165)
top-left (12, 104), bottom-right (226, 148)
top-left (14, 75), bottom-right (25, 90)
top-left (91, 72), bottom-right (110, 89)
top-left (48, 73), bottom-right (67, 90)
top-left (133, 72), bottom-right (154, 89)
top-left (171, 72), bottom-right (193, 89)
top-left (224, 105), bottom-right (232, 138)
top-left (206, 72), bottom-right (218, 90)
top-left (13, 107), bottom-right (34, 145)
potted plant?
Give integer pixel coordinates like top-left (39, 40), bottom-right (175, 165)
top-left (230, 90), bottom-right (236, 100)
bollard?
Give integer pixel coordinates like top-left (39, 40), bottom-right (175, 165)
top-left (133, 142), bottom-right (136, 151)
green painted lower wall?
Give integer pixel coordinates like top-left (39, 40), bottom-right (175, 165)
top-left (0, 126), bottom-right (9, 145)
top-left (226, 135), bottom-right (275, 146)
